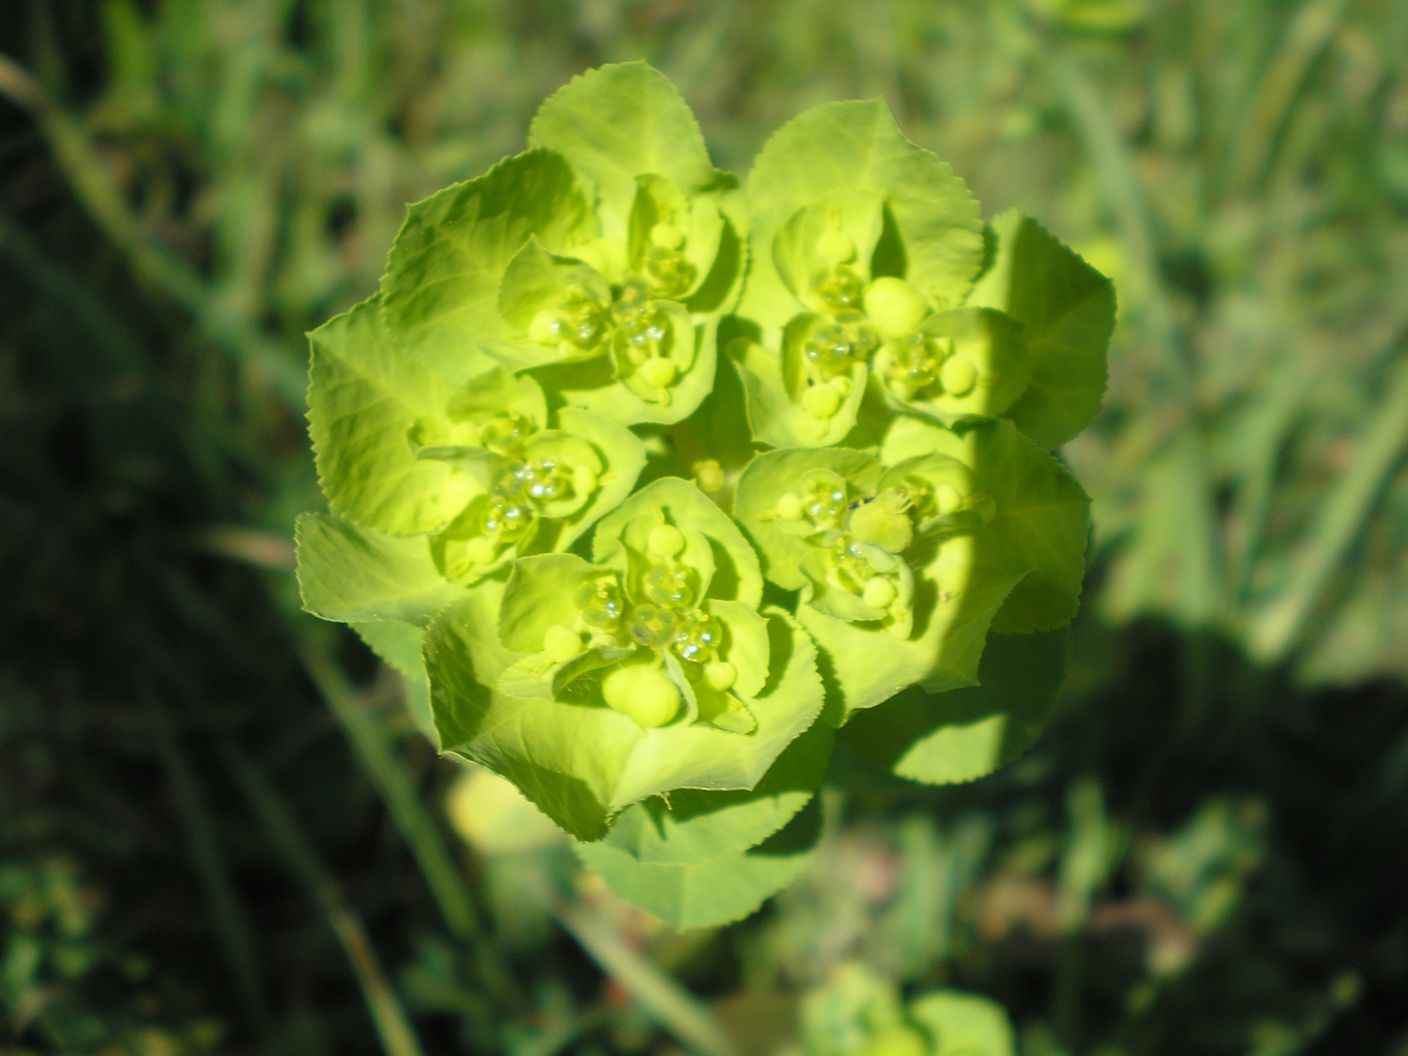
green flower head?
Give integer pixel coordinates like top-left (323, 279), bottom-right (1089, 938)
top-left (294, 62), bottom-right (1113, 925)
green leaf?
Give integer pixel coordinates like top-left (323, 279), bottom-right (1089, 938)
top-left (908, 991), bottom-right (1016, 1056)
top-left (966, 211), bottom-right (1115, 448)
top-left (295, 512), bottom-right (465, 627)
top-left (530, 62), bottom-right (714, 238)
top-left (307, 297), bottom-right (478, 536)
top-left (882, 417), bottom-right (1091, 633)
top-left (483, 238), bottom-right (613, 370)
top-left (381, 150), bottom-right (595, 382)
top-left (877, 307), bottom-right (1033, 422)
top-left (840, 631), bottom-right (1066, 785)
top-left (574, 797), bottom-right (822, 928)
top-left (627, 174), bottom-right (726, 301)
top-left (426, 587), bottom-right (824, 840)
top-left (746, 99), bottom-right (984, 313)
top-left (538, 307), bottom-right (718, 427)
top-left (599, 721), bottom-right (834, 864)
top-left (726, 336), bottom-right (867, 447)
top-left (734, 448), bottom-right (884, 591)
top-left (593, 477), bottom-right (764, 608)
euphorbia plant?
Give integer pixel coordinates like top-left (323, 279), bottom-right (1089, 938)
top-left (296, 61), bottom-right (1114, 928)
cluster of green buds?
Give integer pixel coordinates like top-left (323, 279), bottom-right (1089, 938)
top-left (295, 63), bottom-right (1113, 927)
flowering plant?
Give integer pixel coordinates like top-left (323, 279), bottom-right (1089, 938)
top-left (296, 62), bottom-right (1113, 927)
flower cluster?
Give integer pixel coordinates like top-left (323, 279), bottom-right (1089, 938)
top-left (295, 63), bottom-right (1113, 926)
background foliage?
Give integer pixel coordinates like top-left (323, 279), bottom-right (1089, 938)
top-left (3, 0), bottom-right (1406, 1053)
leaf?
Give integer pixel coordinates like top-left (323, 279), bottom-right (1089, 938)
top-left (882, 417), bottom-right (1091, 633)
top-left (539, 309), bottom-right (719, 427)
top-left (381, 149), bottom-right (595, 382)
top-left (599, 721), bottom-right (834, 864)
top-left (879, 307), bottom-right (1032, 422)
top-left (426, 590), bottom-right (824, 840)
top-left (746, 99), bottom-right (984, 313)
top-left (908, 991), bottom-right (1016, 1056)
top-left (729, 331), bottom-right (870, 449)
top-left (734, 448), bottom-right (884, 591)
top-left (801, 532), bottom-right (1024, 724)
top-left (295, 512), bottom-right (465, 626)
top-left (593, 477), bottom-right (765, 608)
top-left (307, 297), bottom-right (477, 536)
top-left (840, 631), bottom-right (1066, 785)
top-left (966, 211), bottom-right (1115, 449)
top-left (530, 62), bottom-right (714, 238)
top-left (574, 797), bottom-right (823, 928)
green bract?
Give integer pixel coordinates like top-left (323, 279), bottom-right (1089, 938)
top-left (294, 61), bottom-right (1113, 927)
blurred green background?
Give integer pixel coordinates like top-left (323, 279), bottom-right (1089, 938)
top-left (3, 0), bottom-right (1407, 1053)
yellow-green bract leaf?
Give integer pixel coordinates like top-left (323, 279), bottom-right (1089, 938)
top-left (966, 211), bottom-right (1115, 449)
top-left (599, 721), bottom-right (834, 864)
top-left (308, 297), bottom-right (477, 536)
top-left (381, 149), bottom-right (595, 382)
top-left (908, 991), bottom-right (1016, 1056)
top-left (729, 335), bottom-right (869, 449)
top-left (530, 62), bottom-right (714, 239)
top-left (426, 587), bottom-right (824, 840)
top-left (536, 308), bottom-right (718, 427)
top-left (883, 417), bottom-right (1091, 633)
top-left (877, 307), bottom-right (1033, 422)
top-left (593, 477), bottom-right (764, 608)
top-left (745, 99), bottom-right (984, 316)
top-left (574, 797), bottom-right (822, 928)
top-left (840, 631), bottom-right (1066, 785)
top-left (734, 448), bottom-right (884, 591)
top-left (295, 512), bottom-right (465, 627)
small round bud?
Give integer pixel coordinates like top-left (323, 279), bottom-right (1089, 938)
top-left (650, 222), bottom-right (685, 250)
top-left (849, 502), bottom-right (914, 553)
top-left (862, 576), bottom-right (897, 609)
top-left (544, 625), bottom-right (582, 662)
top-left (802, 383), bottom-right (843, 419)
top-left (776, 493), bottom-right (805, 521)
top-left (639, 357), bottom-right (678, 388)
top-left (572, 464), bottom-right (599, 496)
top-left (703, 661), bottom-right (737, 692)
top-left (863, 277), bottom-right (928, 339)
top-left (692, 459), bottom-right (725, 494)
top-left (816, 229), bottom-right (856, 265)
top-left (602, 661), bottom-right (681, 727)
top-left (941, 355), bottom-right (978, 396)
top-left (648, 523), bottom-right (686, 558)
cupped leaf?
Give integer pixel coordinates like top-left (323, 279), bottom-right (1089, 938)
top-left (482, 239), bottom-right (614, 370)
top-left (745, 99), bottom-right (984, 316)
top-left (882, 417), bottom-right (1091, 633)
top-left (530, 61), bottom-right (714, 238)
top-left (771, 193), bottom-right (886, 314)
top-left (381, 149), bottom-right (595, 382)
top-left (627, 174), bottom-right (725, 300)
top-left (426, 590), bottom-right (825, 840)
top-left (802, 531), bottom-right (1024, 725)
top-left (730, 335), bottom-right (869, 449)
top-left (308, 297), bottom-right (478, 535)
top-left (841, 630), bottom-right (1066, 785)
top-left (574, 796), bottom-right (823, 928)
top-left (965, 211), bottom-right (1115, 449)
top-left (734, 448), bottom-right (884, 591)
top-left (594, 477), bottom-right (764, 608)
top-left (295, 512), bottom-right (465, 627)
top-left (550, 408), bottom-right (647, 548)
top-left (600, 721), bottom-right (834, 865)
top-left (876, 307), bottom-right (1032, 422)
top-left (539, 311), bottom-right (717, 427)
